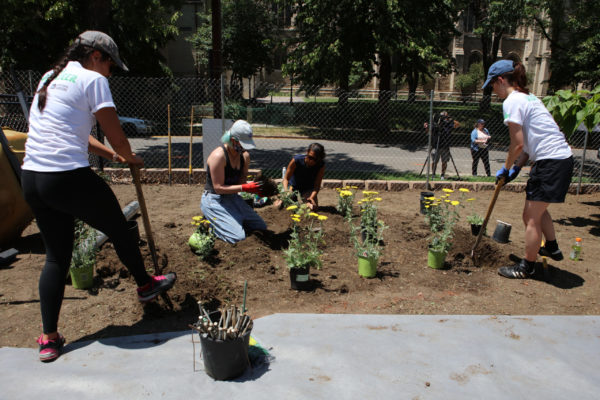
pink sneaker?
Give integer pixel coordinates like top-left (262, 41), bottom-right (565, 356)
top-left (137, 273), bottom-right (177, 302)
top-left (37, 333), bottom-right (65, 362)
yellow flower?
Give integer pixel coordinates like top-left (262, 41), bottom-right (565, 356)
top-left (459, 188), bottom-right (470, 192)
top-left (445, 199), bottom-right (450, 203)
top-left (291, 217), bottom-right (300, 222)
top-left (425, 196), bottom-right (436, 200)
top-left (467, 198), bottom-right (475, 201)
top-left (292, 214), bottom-right (301, 218)
top-left (425, 205), bottom-right (430, 208)
top-left (451, 200), bottom-right (460, 206)
top-left (286, 205), bottom-right (298, 211)
top-left (192, 216), bottom-right (202, 221)
top-left (442, 188), bottom-right (454, 193)
top-left (318, 215), bottom-right (328, 221)
top-left (339, 190), bottom-right (353, 197)
top-left (374, 197), bottom-right (382, 201)
top-left (362, 190), bottom-right (378, 195)
top-left (309, 212), bottom-right (319, 217)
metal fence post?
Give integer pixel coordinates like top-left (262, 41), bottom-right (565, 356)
top-left (426, 90), bottom-right (434, 188)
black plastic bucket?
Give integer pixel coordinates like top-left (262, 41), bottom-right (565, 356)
top-left (199, 312), bottom-right (251, 380)
top-left (127, 220), bottom-right (140, 245)
top-left (492, 220), bottom-right (512, 243)
top-left (289, 266), bottom-right (310, 290)
top-left (420, 191), bottom-right (434, 214)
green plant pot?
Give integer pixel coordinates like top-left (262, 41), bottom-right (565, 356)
top-left (357, 255), bottom-right (377, 278)
top-left (427, 249), bottom-right (447, 269)
top-left (70, 265), bottom-right (94, 289)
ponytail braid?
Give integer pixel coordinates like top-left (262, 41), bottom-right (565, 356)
top-left (36, 42), bottom-right (96, 112)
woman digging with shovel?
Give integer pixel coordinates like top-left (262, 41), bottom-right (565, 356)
top-left (21, 31), bottom-right (176, 362)
top-left (482, 60), bottom-right (573, 279)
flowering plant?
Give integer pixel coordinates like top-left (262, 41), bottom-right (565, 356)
top-left (350, 191), bottom-right (387, 259)
top-left (423, 188), bottom-right (465, 253)
top-left (283, 204), bottom-right (328, 269)
top-left (188, 215), bottom-right (215, 259)
top-left (336, 186), bottom-right (356, 221)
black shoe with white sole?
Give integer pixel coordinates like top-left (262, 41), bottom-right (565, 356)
top-left (538, 246), bottom-right (564, 261)
top-left (498, 260), bottom-right (535, 279)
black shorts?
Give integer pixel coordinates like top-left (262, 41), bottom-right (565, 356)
top-left (526, 157), bottom-right (573, 203)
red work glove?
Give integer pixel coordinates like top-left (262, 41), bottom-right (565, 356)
top-left (241, 181), bottom-right (263, 195)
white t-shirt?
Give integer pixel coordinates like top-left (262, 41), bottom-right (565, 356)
top-left (23, 61), bottom-right (116, 172)
top-left (502, 91), bottom-right (572, 162)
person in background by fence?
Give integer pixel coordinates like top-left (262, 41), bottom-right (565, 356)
top-left (200, 120), bottom-right (267, 243)
top-left (424, 111), bottom-right (459, 179)
top-left (21, 31), bottom-right (176, 363)
top-left (276, 143), bottom-right (326, 211)
top-left (483, 59), bottom-right (574, 279)
top-left (470, 119), bottom-right (491, 176)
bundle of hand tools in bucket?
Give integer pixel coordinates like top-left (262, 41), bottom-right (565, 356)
top-left (190, 302), bottom-right (253, 341)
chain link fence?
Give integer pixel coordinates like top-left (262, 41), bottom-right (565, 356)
top-left (2, 70), bottom-right (599, 184)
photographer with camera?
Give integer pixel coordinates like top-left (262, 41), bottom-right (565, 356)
top-left (424, 111), bottom-right (459, 179)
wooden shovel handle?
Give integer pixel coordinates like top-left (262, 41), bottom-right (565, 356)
top-left (470, 177), bottom-right (504, 258)
top-left (130, 166), bottom-right (161, 273)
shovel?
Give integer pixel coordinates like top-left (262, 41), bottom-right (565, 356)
top-left (470, 177), bottom-right (504, 259)
top-left (130, 165), bottom-right (160, 274)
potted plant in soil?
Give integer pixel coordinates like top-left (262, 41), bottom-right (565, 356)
top-left (188, 215), bottom-right (215, 259)
top-left (351, 192), bottom-right (387, 278)
top-left (467, 213), bottom-right (484, 236)
top-left (423, 188), bottom-right (462, 269)
top-left (283, 204), bottom-right (327, 290)
top-left (336, 186), bottom-right (356, 222)
top-left (69, 219), bottom-right (98, 289)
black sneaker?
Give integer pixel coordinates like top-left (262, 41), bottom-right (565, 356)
top-left (498, 260), bottom-right (535, 279)
top-left (137, 272), bottom-right (177, 302)
top-left (538, 246), bottom-right (564, 261)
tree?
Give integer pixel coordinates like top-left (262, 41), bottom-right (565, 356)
top-left (0, 0), bottom-right (184, 76)
top-left (283, 0), bottom-right (377, 103)
top-left (467, 0), bottom-right (529, 103)
top-left (222, 0), bottom-right (279, 98)
top-left (531, 0), bottom-right (600, 90)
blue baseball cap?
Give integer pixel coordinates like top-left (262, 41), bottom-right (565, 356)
top-left (482, 60), bottom-right (514, 89)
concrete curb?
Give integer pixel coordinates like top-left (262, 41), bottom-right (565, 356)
top-left (98, 168), bottom-right (600, 194)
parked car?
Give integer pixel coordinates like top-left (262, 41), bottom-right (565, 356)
top-left (118, 116), bottom-right (154, 137)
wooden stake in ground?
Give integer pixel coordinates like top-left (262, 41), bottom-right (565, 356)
top-left (471, 177), bottom-right (504, 260)
top-left (167, 104), bottom-right (172, 185)
top-left (188, 106), bottom-right (194, 185)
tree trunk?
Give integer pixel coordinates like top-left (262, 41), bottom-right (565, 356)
top-left (377, 53), bottom-right (392, 133)
top-left (211, 0), bottom-right (223, 118)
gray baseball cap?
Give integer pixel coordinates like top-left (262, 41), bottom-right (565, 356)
top-left (229, 120), bottom-right (256, 149)
top-left (77, 31), bottom-right (129, 72)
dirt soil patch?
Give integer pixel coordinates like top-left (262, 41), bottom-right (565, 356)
top-left (2, 185), bottom-right (599, 348)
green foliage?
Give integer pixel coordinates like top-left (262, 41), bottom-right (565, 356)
top-left (188, 216), bottom-right (215, 259)
top-left (277, 183), bottom-right (300, 208)
top-left (283, 204), bottom-right (327, 269)
top-left (0, 0), bottom-right (184, 75)
top-left (543, 86), bottom-right (600, 139)
top-left (70, 220), bottom-right (97, 270)
top-left (335, 186), bottom-right (356, 221)
top-left (455, 63), bottom-right (483, 94)
top-left (349, 191), bottom-right (387, 259)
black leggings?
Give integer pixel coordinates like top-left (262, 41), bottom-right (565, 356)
top-left (471, 148), bottom-right (491, 176)
top-left (22, 167), bottom-right (151, 334)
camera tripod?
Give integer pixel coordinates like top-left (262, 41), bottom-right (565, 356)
top-left (419, 134), bottom-right (460, 179)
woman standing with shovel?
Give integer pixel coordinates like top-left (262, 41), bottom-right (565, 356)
top-left (482, 60), bottom-right (573, 279)
top-left (22, 31), bottom-right (176, 362)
